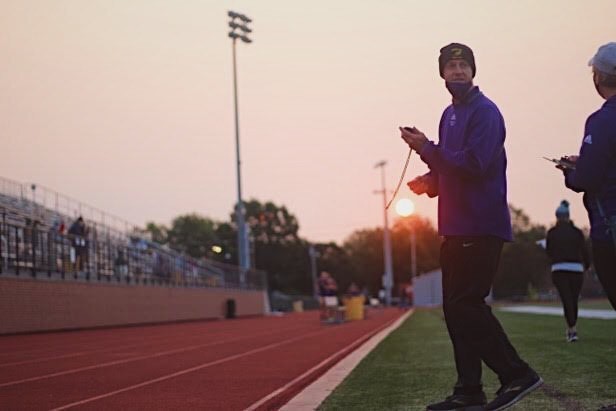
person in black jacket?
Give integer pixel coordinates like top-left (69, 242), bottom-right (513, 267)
top-left (546, 201), bottom-right (590, 342)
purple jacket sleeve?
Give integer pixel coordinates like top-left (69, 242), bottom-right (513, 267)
top-left (565, 117), bottom-right (613, 193)
top-left (420, 105), bottom-right (505, 178)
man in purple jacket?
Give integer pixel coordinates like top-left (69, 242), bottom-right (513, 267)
top-left (400, 43), bottom-right (541, 411)
top-left (561, 42), bottom-right (616, 311)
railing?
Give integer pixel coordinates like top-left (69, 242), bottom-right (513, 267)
top-left (0, 215), bottom-right (266, 290)
top-left (0, 176), bottom-right (138, 237)
top-left (0, 176), bottom-right (267, 290)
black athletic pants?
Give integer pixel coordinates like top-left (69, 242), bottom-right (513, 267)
top-left (551, 271), bottom-right (583, 328)
top-left (441, 236), bottom-right (530, 394)
top-left (592, 240), bottom-right (616, 311)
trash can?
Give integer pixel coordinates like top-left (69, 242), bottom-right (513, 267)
top-left (225, 298), bottom-right (236, 319)
top-left (344, 296), bottom-right (365, 321)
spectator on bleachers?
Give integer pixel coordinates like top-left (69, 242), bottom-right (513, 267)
top-left (83, 225), bottom-right (90, 269)
top-left (68, 216), bottom-right (87, 271)
top-left (24, 218), bottom-right (40, 260)
top-left (114, 249), bottom-right (128, 277)
top-left (48, 220), bottom-right (62, 271)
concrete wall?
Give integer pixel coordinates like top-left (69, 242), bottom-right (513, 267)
top-left (413, 269), bottom-right (443, 307)
top-left (0, 276), bottom-right (266, 334)
top-left (412, 269), bottom-right (493, 307)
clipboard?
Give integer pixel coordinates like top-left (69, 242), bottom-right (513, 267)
top-left (543, 157), bottom-right (576, 170)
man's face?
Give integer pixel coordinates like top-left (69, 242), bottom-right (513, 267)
top-left (442, 58), bottom-right (473, 83)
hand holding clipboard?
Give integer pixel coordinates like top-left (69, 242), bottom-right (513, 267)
top-left (543, 156), bottom-right (577, 170)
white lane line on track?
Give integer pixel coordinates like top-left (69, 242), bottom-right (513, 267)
top-left (0, 325), bottom-right (311, 388)
top-left (0, 322), bottom-right (310, 369)
top-left (0, 334), bottom-right (207, 368)
top-left (0, 353), bottom-right (89, 368)
top-left (0, 318), bottom-right (283, 359)
top-left (243, 312), bottom-right (408, 411)
top-left (279, 309), bottom-right (413, 411)
top-left (0, 333), bottom-right (198, 363)
top-left (49, 328), bottom-right (331, 411)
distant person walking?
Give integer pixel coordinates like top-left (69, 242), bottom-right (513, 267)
top-left (546, 200), bottom-right (590, 342)
top-left (399, 282), bottom-right (414, 310)
top-left (400, 43), bottom-right (542, 411)
top-left (559, 42), bottom-right (616, 311)
top-left (318, 271), bottom-right (338, 322)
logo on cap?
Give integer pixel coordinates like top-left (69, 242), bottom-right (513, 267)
top-left (452, 48), bottom-right (463, 58)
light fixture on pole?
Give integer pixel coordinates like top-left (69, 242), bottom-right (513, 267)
top-left (395, 198), bottom-right (417, 279)
top-left (374, 160), bottom-right (394, 306)
top-left (227, 10), bottom-right (253, 284)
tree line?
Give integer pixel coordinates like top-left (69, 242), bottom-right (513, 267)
top-left (145, 199), bottom-right (593, 300)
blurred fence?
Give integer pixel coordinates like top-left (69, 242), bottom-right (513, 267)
top-left (0, 210), bottom-right (266, 290)
top-left (269, 291), bottom-right (319, 312)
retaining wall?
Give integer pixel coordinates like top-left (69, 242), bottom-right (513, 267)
top-left (0, 276), bottom-right (266, 334)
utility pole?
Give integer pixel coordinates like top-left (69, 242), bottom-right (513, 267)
top-left (308, 245), bottom-right (320, 300)
top-left (374, 160), bottom-right (394, 305)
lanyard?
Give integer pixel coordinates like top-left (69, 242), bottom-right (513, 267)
top-left (385, 149), bottom-right (413, 210)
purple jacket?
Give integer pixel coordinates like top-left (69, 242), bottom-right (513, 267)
top-left (565, 95), bottom-right (616, 242)
top-left (419, 86), bottom-right (513, 241)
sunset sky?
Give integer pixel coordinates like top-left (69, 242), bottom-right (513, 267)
top-left (2, 0), bottom-right (614, 244)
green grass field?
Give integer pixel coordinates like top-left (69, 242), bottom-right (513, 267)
top-left (320, 304), bottom-right (616, 411)
top-left (496, 299), bottom-right (614, 311)
top-left (564, 299), bottom-right (613, 311)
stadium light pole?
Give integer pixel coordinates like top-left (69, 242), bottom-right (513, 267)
top-left (374, 160), bottom-right (394, 305)
top-left (228, 11), bottom-right (253, 284)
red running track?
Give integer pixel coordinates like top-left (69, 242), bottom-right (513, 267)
top-left (0, 308), bottom-right (402, 410)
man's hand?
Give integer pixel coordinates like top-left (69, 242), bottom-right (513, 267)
top-left (556, 155), bottom-right (578, 172)
top-left (407, 175), bottom-right (429, 195)
top-left (399, 126), bottom-right (429, 152)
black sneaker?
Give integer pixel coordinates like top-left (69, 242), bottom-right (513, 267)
top-left (598, 404), bottom-right (616, 411)
top-left (426, 392), bottom-right (487, 411)
top-left (486, 371), bottom-right (543, 411)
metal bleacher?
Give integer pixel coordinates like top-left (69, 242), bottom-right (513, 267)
top-left (0, 176), bottom-right (265, 290)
